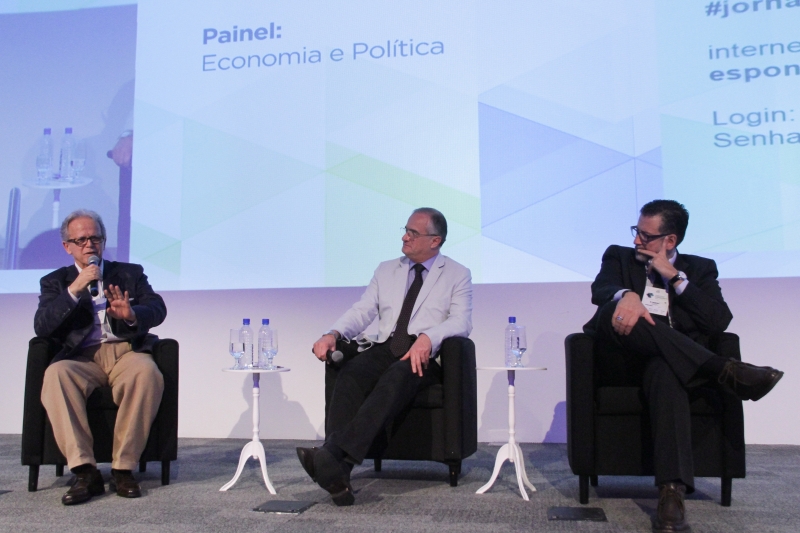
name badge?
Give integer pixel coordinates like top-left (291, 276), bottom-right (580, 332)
top-left (642, 288), bottom-right (669, 316)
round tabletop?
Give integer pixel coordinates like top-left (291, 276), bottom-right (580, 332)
top-left (222, 366), bottom-right (290, 373)
top-left (23, 175), bottom-right (93, 189)
top-left (477, 366), bottom-right (547, 371)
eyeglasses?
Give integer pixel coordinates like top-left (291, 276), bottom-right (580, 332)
top-left (66, 235), bottom-right (104, 247)
top-left (402, 226), bottom-right (438, 240)
top-left (630, 226), bottom-right (669, 244)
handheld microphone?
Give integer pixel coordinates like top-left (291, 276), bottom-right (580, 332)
top-left (327, 349), bottom-right (344, 366)
top-left (88, 255), bottom-right (100, 297)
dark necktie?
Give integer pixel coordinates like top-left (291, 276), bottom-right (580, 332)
top-left (648, 268), bottom-right (671, 326)
top-left (390, 263), bottom-right (426, 356)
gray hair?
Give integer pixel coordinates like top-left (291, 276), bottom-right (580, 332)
top-left (412, 207), bottom-right (447, 247)
top-left (60, 209), bottom-right (107, 242)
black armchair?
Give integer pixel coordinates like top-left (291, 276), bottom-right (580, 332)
top-left (21, 337), bottom-right (179, 491)
top-left (565, 332), bottom-right (745, 506)
top-left (325, 336), bottom-right (478, 486)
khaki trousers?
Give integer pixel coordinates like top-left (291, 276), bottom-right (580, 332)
top-left (41, 342), bottom-right (164, 471)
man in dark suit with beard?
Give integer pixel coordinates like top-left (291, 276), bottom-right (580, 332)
top-left (35, 209), bottom-right (166, 505)
top-left (584, 200), bottom-right (783, 533)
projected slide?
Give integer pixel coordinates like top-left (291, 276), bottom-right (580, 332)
top-left (1, 1), bottom-right (798, 293)
top-left (0, 3), bottom-right (136, 292)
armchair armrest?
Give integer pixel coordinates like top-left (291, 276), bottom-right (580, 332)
top-left (708, 332), bottom-right (741, 362)
top-left (706, 332), bottom-right (746, 477)
top-left (151, 339), bottom-right (179, 460)
top-left (565, 333), bottom-right (596, 474)
top-left (439, 336), bottom-right (477, 461)
top-left (21, 338), bottom-right (61, 465)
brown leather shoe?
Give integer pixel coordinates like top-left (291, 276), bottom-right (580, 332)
top-left (652, 482), bottom-right (690, 532)
top-left (62, 465), bottom-right (104, 505)
top-left (718, 359), bottom-right (784, 401)
top-left (109, 469), bottom-right (141, 498)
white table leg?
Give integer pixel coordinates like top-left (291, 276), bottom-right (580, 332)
top-left (476, 443), bottom-right (512, 495)
top-left (219, 373), bottom-right (276, 493)
top-left (52, 189), bottom-right (61, 229)
top-left (476, 370), bottom-right (535, 500)
top-left (512, 442), bottom-right (536, 496)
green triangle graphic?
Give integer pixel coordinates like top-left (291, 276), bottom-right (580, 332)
top-left (130, 221), bottom-right (182, 275)
top-left (145, 241), bottom-right (182, 275)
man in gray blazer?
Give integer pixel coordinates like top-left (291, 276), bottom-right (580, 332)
top-left (297, 207), bottom-right (472, 505)
top-left (35, 209), bottom-right (166, 505)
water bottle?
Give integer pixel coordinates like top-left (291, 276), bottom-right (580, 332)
top-left (504, 317), bottom-right (517, 367)
top-left (258, 318), bottom-right (273, 369)
top-left (239, 318), bottom-right (254, 368)
top-left (36, 128), bottom-right (52, 180)
top-left (58, 127), bottom-right (74, 181)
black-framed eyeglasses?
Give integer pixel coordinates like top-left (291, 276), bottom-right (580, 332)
top-left (630, 226), bottom-right (669, 244)
top-left (402, 226), bottom-right (438, 240)
top-left (66, 235), bottom-right (105, 247)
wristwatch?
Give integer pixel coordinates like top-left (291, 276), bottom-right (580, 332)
top-left (669, 271), bottom-right (687, 286)
top-left (323, 330), bottom-right (340, 340)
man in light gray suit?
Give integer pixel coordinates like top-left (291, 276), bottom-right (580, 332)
top-left (297, 207), bottom-right (472, 506)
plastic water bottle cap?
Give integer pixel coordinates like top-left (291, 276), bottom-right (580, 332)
top-left (243, 318), bottom-right (250, 325)
top-left (44, 128), bottom-right (51, 135)
top-left (508, 317), bottom-right (516, 323)
top-left (65, 127), bottom-right (73, 134)
top-left (262, 318), bottom-right (269, 325)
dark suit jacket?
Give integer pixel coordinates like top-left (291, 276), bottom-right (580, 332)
top-left (34, 260), bottom-right (167, 363)
top-left (583, 245), bottom-right (732, 347)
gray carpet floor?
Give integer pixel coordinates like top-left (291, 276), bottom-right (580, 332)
top-left (1, 434), bottom-right (798, 532)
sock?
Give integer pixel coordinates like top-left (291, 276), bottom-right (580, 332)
top-left (700, 355), bottom-right (729, 378)
top-left (70, 463), bottom-right (95, 475)
top-left (323, 442), bottom-right (346, 462)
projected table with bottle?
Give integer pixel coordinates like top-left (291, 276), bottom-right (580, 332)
top-left (219, 366), bottom-right (290, 493)
top-left (476, 366), bottom-right (547, 501)
top-left (23, 176), bottom-right (93, 229)
top-left (29, 127), bottom-right (90, 228)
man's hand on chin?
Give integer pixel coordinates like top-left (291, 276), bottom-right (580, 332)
top-left (401, 334), bottom-right (432, 377)
top-left (636, 246), bottom-right (678, 280)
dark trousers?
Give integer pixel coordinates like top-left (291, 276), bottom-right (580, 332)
top-left (594, 302), bottom-right (718, 489)
top-left (325, 341), bottom-right (441, 464)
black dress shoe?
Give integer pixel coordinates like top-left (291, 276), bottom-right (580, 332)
top-left (313, 447), bottom-right (355, 506)
top-left (652, 482), bottom-right (690, 532)
top-left (296, 447), bottom-right (319, 482)
top-left (110, 469), bottom-right (142, 498)
top-left (62, 465), bottom-right (104, 505)
top-left (718, 359), bottom-right (784, 401)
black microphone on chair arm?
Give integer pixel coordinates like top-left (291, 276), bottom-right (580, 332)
top-left (88, 255), bottom-right (100, 297)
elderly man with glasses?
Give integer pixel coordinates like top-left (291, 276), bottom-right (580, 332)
top-left (296, 207), bottom-right (472, 506)
top-left (583, 199), bottom-right (783, 533)
top-left (34, 209), bottom-right (167, 505)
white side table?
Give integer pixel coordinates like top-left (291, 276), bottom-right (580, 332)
top-left (219, 366), bottom-right (290, 493)
top-left (476, 366), bottom-right (547, 501)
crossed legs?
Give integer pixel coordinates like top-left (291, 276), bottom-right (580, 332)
top-left (326, 341), bottom-right (441, 464)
